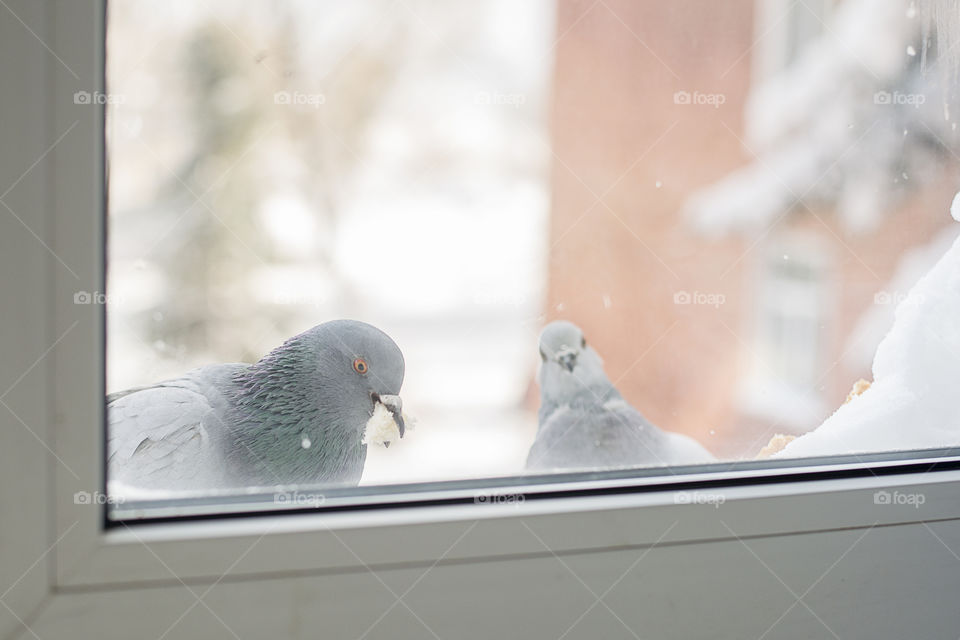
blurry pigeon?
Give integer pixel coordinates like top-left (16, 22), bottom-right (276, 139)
top-left (108, 319), bottom-right (405, 492)
top-left (527, 321), bottom-right (714, 471)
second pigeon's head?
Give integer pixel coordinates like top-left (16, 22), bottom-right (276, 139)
top-left (537, 320), bottom-right (611, 402)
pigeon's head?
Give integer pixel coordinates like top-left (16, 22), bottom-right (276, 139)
top-left (244, 319), bottom-right (407, 450)
top-left (310, 320), bottom-right (406, 444)
top-left (539, 321), bottom-right (587, 372)
top-left (537, 320), bottom-right (611, 402)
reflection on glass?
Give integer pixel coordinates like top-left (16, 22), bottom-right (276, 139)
top-left (106, 0), bottom-right (960, 508)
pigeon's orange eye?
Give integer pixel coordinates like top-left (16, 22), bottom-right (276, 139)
top-left (353, 358), bottom-right (368, 374)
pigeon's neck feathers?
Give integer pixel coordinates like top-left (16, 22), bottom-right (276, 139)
top-left (540, 380), bottom-right (620, 407)
top-left (233, 337), bottom-right (313, 408)
top-left (538, 376), bottom-right (621, 430)
top-left (225, 333), bottom-right (367, 485)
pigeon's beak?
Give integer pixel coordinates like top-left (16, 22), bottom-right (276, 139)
top-left (376, 394), bottom-right (405, 439)
top-left (556, 347), bottom-right (578, 373)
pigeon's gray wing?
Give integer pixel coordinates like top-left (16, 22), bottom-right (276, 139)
top-left (107, 366), bottom-right (243, 493)
top-left (107, 384), bottom-right (154, 404)
top-left (527, 400), bottom-right (714, 471)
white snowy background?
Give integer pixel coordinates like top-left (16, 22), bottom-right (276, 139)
top-left (107, 0), bottom-right (553, 484)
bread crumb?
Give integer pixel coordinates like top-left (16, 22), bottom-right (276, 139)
top-left (756, 434), bottom-right (796, 459)
top-left (363, 402), bottom-right (402, 447)
top-left (844, 378), bottom-right (872, 404)
top-left (754, 379), bottom-right (872, 459)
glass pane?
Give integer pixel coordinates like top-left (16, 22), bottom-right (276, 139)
top-left (105, 0), bottom-right (960, 516)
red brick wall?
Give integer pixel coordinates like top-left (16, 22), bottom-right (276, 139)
top-left (546, 0), bottom-right (957, 457)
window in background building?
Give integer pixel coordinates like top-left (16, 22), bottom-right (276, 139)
top-left (740, 235), bottom-right (831, 432)
top-left (753, 0), bottom-right (833, 82)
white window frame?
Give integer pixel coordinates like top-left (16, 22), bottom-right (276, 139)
top-left (3, 2), bottom-right (960, 637)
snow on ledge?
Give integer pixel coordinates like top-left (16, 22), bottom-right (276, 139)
top-left (777, 199), bottom-right (960, 458)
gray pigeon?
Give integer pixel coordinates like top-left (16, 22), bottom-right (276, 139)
top-left (108, 319), bottom-right (405, 493)
top-left (527, 320), bottom-right (714, 471)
